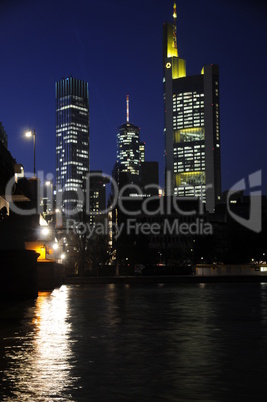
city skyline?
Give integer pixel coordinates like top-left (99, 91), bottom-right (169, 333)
top-left (0, 0), bottom-right (266, 193)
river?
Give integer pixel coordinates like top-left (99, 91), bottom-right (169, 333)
top-left (1, 283), bottom-right (267, 401)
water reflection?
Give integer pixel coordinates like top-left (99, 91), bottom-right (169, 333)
top-left (1, 286), bottom-right (77, 401)
top-left (1, 283), bottom-right (267, 401)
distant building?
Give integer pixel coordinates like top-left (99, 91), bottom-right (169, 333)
top-left (55, 77), bottom-right (89, 219)
top-left (163, 3), bottom-right (221, 212)
top-left (140, 162), bottom-right (159, 197)
top-left (42, 181), bottom-right (54, 215)
top-left (116, 95), bottom-right (140, 186)
top-left (0, 140), bottom-right (14, 214)
top-left (0, 122), bottom-right (8, 148)
top-left (89, 170), bottom-right (109, 225)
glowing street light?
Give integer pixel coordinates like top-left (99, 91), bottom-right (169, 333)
top-left (25, 129), bottom-right (36, 177)
top-left (40, 227), bottom-right (50, 237)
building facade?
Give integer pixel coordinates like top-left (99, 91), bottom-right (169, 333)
top-left (163, 3), bottom-right (221, 212)
top-left (116, 96), bottom-right (140, 187)
top-left (88, 170), bottom-right (109, 226)
top-left (0, 122), bottom-right (8, 148)
top-left (140, 162), bottom-right (159, 197)
top-left (139, 142), bottom-right (145, 163)
top-left (56, 77), bottom-right (89, 218)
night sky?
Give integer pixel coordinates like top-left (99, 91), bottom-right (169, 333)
top-left (0, 0), bottom-right (266, 193)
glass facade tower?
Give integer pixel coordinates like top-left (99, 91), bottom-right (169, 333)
top-left (116, 96), bottom-right (140, 186)
top-left (116, 123), bottom-right (140, 183)
top-left (56, 77), bottom-right (89, 217)
top-left (163, 3), bottom-right (221, 212)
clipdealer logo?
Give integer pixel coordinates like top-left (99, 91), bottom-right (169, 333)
top-left (227, 170), bottom-right (262, 233)
top-left (5, 170), bottom-right (263, 235)
top-left (68, 217), bottom-right (213, 240)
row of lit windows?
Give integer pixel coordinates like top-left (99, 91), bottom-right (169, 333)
top-left (119, 150), bottom-right (139, 156)
top-left (173, 92), bottom-right (204, 98)
top-left (63, 130), bottom-right (88, 139)
top-left (77, 153), bottom-right (88, 159)
top-left (119, 158), bottom-right (139, 163)
top-left (173, 93), bottom-right (204, 100)
top-left (56, 104), bottom-right (88, 112)
top-left (175, 153), bottom-right (205, 160)
top-left (174, 120), bottom-right (205, 129)
top-left (173, 99), bottom-right (204, 106)
top-left (63, 199), bottom-right (84, 205)
top-left (117, 132), bottom-right (139, 138)
top-left (57, 121), bottom-right (87, 134)
top-left (118, 138), bottom-right (139, 144)
top-left (65, 178), bottom-right (82, 183)
top-left (176, 186), bottom-right (206, 192)
top-left (61, 161), bottom-right (84, 166)
top-left (65, 139), bottom-right (77, 144)
top-left (174, 144), bottom-right (205, 155)
top-left (65, 183), bottom-right (80, 189)
top-left (176, 147), bottom-right (205, 152)
top-left (58, 121), bottom-right (88, 128)
top-left (174, 165), bottom-right (205, 174)
top-left (173, 114), bottom-right (204, 122)
top-left (174, 106), bottom-right (204, 112)
top-left (175, 187), bottom-right (206, 199)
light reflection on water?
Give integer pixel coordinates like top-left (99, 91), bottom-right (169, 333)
top-left (0, 286), bottom-right (79, 401)
top-left (1, 283), bottom-right (267, 401)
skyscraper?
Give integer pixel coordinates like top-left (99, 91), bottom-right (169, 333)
top-left (56, 77), bottom-right (89, 217)
top-left (116, 95), bottom-right (140, 186)
top-left (163, 3), bottom-right (221, 212)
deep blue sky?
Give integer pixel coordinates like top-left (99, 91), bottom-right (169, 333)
top-left (0, 0), bottom-right (266, 193)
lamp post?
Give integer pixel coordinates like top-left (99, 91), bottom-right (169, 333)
top-left (25, 129), bottom-right (36, 177)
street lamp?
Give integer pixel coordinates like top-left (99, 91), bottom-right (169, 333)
top-left (25, 129), bottom-right (36, 177)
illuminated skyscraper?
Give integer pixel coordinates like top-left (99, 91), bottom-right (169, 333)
top-left (56, 77), bottom-right (89, 217)
top-left (163, 3), bottom-right (221, 212)
top-left (116, 95), bottom-right (140, 185)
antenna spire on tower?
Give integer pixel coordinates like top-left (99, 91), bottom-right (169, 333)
top-left (173, 2), bottom-right (177, 22)
top-left (126, 95), bottom-right (129, 123)
top-left (172, 2), bottom-right (178, 55)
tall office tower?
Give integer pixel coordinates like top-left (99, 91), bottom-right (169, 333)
top-left (139, 142), bottom-right (145, 163)
top-left (56, 77), bottom-right (89, 218)
top-left (116, 95), bottom-right (140, 186)
top-left (163, 3), bottom-right (221, 212)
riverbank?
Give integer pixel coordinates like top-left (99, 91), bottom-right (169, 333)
top-left (64, 275), bottom-right (267, 285)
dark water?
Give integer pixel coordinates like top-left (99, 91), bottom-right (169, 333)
top-left (1, 283), bottom-right (267, 401)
